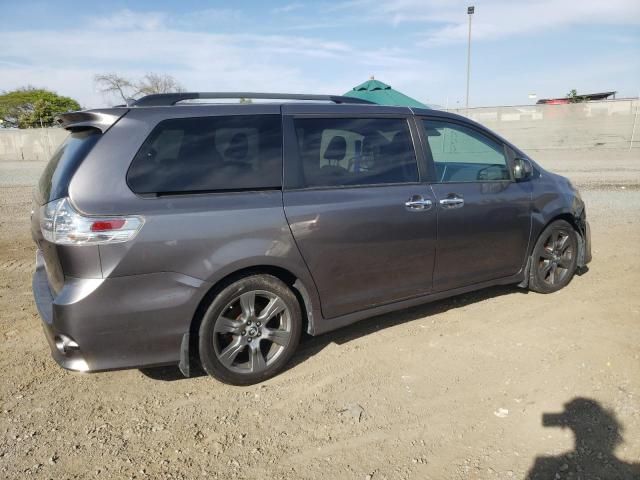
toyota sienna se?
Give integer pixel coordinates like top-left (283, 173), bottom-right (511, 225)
top-left (31, 92), bottom-right (591, 385)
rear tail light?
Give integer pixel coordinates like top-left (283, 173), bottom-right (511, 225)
top-left (40, 198), bottom-right (144, 245)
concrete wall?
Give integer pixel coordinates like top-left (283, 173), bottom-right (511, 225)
top-left (0, 128), bottom-right (68, 162)
top-left (448, 99), bottom-right (639, 151)
top-left (0, 99), bottom-right (638, 162)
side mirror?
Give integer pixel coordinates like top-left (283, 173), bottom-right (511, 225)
top-left (513, 157), bottom-right (533, 181)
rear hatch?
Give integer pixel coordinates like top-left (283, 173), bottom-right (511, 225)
top-left (32, 109), bottom-right (127, 294)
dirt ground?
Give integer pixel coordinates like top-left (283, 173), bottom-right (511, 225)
top-left (1, 148), bottom-right (639, 479)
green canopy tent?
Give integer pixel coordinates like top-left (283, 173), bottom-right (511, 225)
top-left (344, 77), bottom-right (428, 108)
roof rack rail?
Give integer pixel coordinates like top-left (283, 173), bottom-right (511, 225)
top-left (131, 92), bottom-right (374, 107)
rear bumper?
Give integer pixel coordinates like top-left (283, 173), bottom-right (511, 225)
top-left (32, 252), bottom-right (90, 371)
top-left (32, 250), bottom-right (208, 372)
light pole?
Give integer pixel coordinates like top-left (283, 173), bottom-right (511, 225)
top-left (465, 6), bottom-right (475, 110)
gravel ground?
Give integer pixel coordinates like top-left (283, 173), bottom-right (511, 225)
top-left (0, 150), bottom-right (639, 479)
top-left (530, 149), bottom-right (640, 190)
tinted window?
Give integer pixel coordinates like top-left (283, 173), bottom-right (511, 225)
top-left (422, 120), bottom-right (510, 182)
top-left (37, 129), bottom-right (101, 205)
top-left (127, 115), bottom-right (282, 194)
top-left (292, 118), bottom-right (418, 187)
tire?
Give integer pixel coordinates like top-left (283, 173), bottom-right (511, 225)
top-left (198, 274), bottom-right (302, 385)
top-left (528, 220), bottom-right (579, 294)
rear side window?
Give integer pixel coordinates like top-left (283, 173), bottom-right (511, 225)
top-left (292, 117), bottom-right (418, 188)
top-left (127, 115), bottom-right (282, 194)
top-left (37, 129), bottom-right (101, 204)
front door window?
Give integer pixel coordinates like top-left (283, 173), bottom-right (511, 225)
top-left (423, 120), bottom-right (510, 183)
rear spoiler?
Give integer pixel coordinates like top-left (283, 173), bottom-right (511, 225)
top-left (55, 108), bottom-right (128, 133)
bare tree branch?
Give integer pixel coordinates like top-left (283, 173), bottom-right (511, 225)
top-left (94, 72), bottom-right (185, 105)
top-left (137, 73), bottom-right (185, 95)
top-left (94, 73), bottom-right (137, 104)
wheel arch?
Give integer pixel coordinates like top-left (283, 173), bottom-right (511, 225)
top-left (520, 211), bottom-right (586, 289)
top-left (541, 212), bottom-right (589, 267)
top-left (181, 264), bottom-right (317, 376)
top-left (543, 212), bottom-right (580, 233)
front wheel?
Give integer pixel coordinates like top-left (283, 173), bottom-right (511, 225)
top-left (198, 274), bottom-right (302, 385)
top-left (528, 220), bottom-right (579, 294)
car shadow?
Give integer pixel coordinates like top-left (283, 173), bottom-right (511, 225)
top-left (140, 284), bottom-right (525, 382)
top-left (526, 397), bottom-right (640, 479)
top-left (139, 364), bottom-right (206, 381)
top-left (285, 284), bottom-right (526, 372)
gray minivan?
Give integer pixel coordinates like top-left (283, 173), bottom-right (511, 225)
top-left (31, 93), bottom-right (591, 385)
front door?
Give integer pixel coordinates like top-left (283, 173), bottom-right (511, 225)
top-left (283, 116), bottom-right (437, 319)
top-left (420, 118), bottom-right (532, 292)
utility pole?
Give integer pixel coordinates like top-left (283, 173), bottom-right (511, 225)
top-left (630, 95), bottom-right (639, 152)
top-left (465, 6), bottom-right (475, 110)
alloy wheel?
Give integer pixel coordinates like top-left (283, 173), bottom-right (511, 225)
top-left (537, 229), bottom-right (574, 287)
top-left (213, 290), bottom-right (292, 374)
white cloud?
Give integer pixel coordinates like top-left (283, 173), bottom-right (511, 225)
top-left (335, 0), bottom-right (640, 44)
top-left (87, 8), bottom-right (247, 32)
top-left (173, 8), bottom-right (245, 29)
top-left (4, 3), bottom-right (633, 108)
top-left (0, 10), bottom-right (433, 108)
top-left (88, 8), bottom-right (167, 31)
top-left (273, 3), bottom-right (305, 14)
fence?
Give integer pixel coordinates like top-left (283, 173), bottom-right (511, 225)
top-left (447, 98), bottom-right (639, 151)
top-left (0, 99), bottom-right (638, 162)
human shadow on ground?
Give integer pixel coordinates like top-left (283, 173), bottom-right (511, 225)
top-left (526, 397), bottom-right (640, 479)
top-left (140, 283), bottom-right (525, 381)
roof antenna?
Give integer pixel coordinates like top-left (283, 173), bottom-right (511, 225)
top-left (370, 75), bottom-right (375, 80)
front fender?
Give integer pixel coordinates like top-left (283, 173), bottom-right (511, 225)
top-left (529, 173), bottom-right (591, 269)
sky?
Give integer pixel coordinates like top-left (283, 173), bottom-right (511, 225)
top-left (0, 0), bottom-right (639, 108)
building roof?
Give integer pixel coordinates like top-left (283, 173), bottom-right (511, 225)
top-left (537, 91), bottom-right (616, 104)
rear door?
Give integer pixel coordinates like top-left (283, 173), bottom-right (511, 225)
top-left (418, 117), bottom-right (532, 292)
top-left (282, 111), bottom-right (437, 319)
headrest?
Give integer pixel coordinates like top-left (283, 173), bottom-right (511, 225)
top-left (225, 132), bottom-right (249, 161)
top-left (324, 136), bottom-right (347, 161)
top-left (384, 130), bottom-right (411, 156)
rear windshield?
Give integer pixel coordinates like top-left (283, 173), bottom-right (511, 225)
top-left (36, 129), bottom-right (101, 205)
top-left (127, 114), bottom-right (283, 194)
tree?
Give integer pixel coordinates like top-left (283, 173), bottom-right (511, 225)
top-left (93, 73), bottom-right (136, 105)
top-left (137, 73), bottom-right (185, 96)
top-left (94, 72), bottom-right (185, 104)
top-left (0, 88), bottom-right (81, 128)
top-left (566, 89), bottom-right (586, 103)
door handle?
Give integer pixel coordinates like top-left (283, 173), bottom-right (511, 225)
top-left (439, 196), bottom-right (464, 209)
top-left (404, 195), bottom-right (433, 211)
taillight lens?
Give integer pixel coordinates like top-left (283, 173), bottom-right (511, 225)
top-left (40, 198), bottom-right (144, 245)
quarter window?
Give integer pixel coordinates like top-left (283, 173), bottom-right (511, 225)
top-left (422, 120), bottom-right (510, 183)
top-left (292, 118), bottom-right (418, 188)
top-left (127, 115), bottom-right (282, 194)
